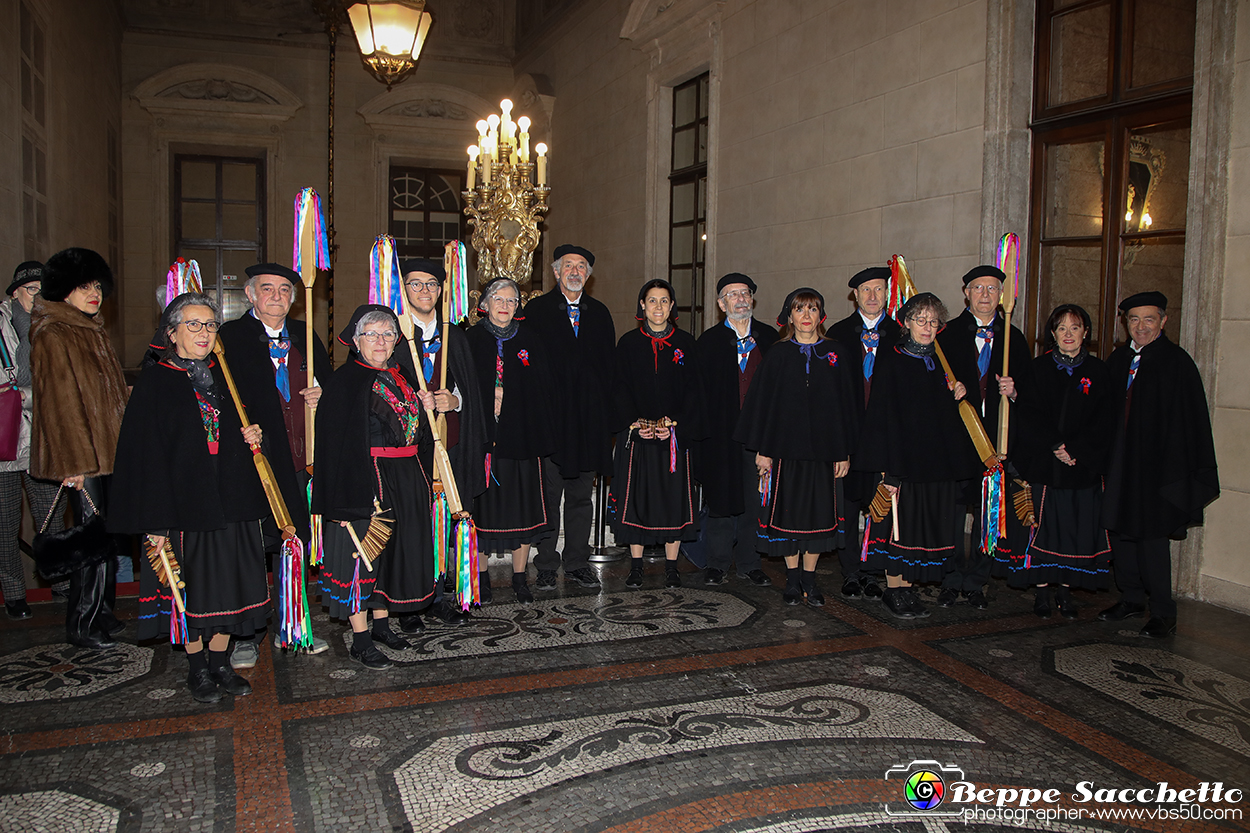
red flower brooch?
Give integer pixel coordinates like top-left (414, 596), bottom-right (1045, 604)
top-left (672, 348), bottom-right (684, 365)
top-left (518, 349), bottom-right (530, 366)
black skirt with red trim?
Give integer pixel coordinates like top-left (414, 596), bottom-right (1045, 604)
top-left (1007, 483), bottom-right (1111, 589)
top-left (863, 480), bottom-right (961, 584)
top-left (757, 458), bottom-right (840, 558)
top-left (474, 455), bottom-right (553, 551)
top-left (608, 432), bottom-right (697, 545)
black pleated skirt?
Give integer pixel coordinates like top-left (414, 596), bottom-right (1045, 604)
top-left (475, 455), bottom-right (553, 551)
top-left (319, 455), bottom-right (436, 620)
top-left (864, 480), bottom-right (961, 584)
top-left (1008, 483), bottom-right (1111, 589)
top-left (137, 519), bottom-right (270, 643)
top-left (609, 432), bottom-right (697, 545)
top-left (757, 459), bottom-right (840, 558)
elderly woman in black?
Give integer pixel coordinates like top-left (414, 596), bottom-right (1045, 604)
top-left (735, 288), bottom-right (857, 606)
top-left (854, 293), bottom-right (982, 619)
top-left (1013, 304), bottom-right (1114, 617)
top-left (314, 305), bottom-right (436, 670)
top-left (467, 278), bottom-right (557, 603)
top-left (610, 279), bottom-right (703, 589)
top-left (110, 292), bottom-right (268, 703)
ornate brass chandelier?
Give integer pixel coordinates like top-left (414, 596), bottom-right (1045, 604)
top-left (345, 0), bottom-right (433, 90)
top-left (463, 98), bottom-right (550, 292)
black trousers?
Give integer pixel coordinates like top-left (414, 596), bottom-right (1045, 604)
top-left (941, 502), bottom-right (990, 593)
top-left (534, 459), bottom-right (594, 572)
top-left (1110, 533), bottom-right (1175, 617)
top-left (705, 448), bottom-right (761, 574)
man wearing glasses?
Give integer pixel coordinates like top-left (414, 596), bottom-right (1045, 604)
top-left (0, 261), bottom-right (63, 620)
top-left (523, 245), bottom-right (616, 591)
top-left (218, 263), bottom-right (331, 665)
top-left (692, 273), bottom-right (777, 587)
top-left (394, 258), bottom-right (486, 623)
top-left (936, 265), bottom-right (1033, 609)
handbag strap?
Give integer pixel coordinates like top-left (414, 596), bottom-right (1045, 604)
top-left (0, 330), bottom-right (13, 371)
top-left (38, 485), bottom-right (100, 533)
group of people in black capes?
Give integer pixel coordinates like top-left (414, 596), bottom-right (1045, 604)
top-left (11, 244), bottom-right (1218, 704)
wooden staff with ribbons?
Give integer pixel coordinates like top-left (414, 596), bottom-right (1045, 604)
top-left (996, 232), bottom-right (1021, 456)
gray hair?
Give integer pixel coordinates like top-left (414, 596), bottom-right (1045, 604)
top-left (900, 293), bottom-right (949, 328)
top-left (165, 292), bottom-right (220, 328)
top-left (482, 277), bottom-right (521, 307)
top-left (551, 255), bottom-right (593, 278)
top-left (353, 310), bottom-right (398, 339)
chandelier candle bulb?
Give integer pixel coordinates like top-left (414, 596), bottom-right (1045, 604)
top-left (517, 116), bottom-right (531, 161)
top-left (500, 99), bottom-right (513, 141)
top-left (467, 146), bottom-right (479, 190)
top-left (487, 115), bottom-right (500, 161)
top-left (536, 142), bottom-right (548, 186)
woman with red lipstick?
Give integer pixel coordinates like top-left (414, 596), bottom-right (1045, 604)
top-left (28, 248), bottom-right (129, 650)
top-left (734, 288), bottom-right (858, 607)
top-left (1013, 304), bottom-right (1114, 617)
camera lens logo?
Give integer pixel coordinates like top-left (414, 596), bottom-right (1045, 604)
top-left (903, 768), bottom-right (945, 810)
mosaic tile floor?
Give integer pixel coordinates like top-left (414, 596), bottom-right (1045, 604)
top-left (2, 559), bottom-right (1248, 833)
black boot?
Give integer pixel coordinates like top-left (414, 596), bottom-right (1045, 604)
top-left (800, 569), bottom-right (824, 607)
top-left (479, 570), bottom-right (493, 604)
top-left (1054, 586), bottom-right (1078, 619)
top-left (207, 648), bottom-right (252, 696)
top-left (625, 558), bottom-right (644, 588)
top-left (783, 567), bottom-right (802, 605)
top-left (66, 562), bottom-right (114, 649)
top-left (512, 572), bottom-right (533, 604)
top-left (96, 557), bottom-right (124, 635)
top-left (1034, 586), bottom-right (1053, 618)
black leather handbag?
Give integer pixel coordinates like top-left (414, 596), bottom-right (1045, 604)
top-left (33, 486), bottom-right (118, 580)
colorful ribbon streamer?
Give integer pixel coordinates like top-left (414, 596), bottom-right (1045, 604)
top-left (980, 462), bottom-right (1008, 557)
top-left (164, 257), bottom-right (203, 306)
top-left (455, 517), bottom-right (479, 610)
top-left (444, 241), bottom-right (471, 324)
top-left (369, 235), bottom-right (404, 311)
top-left (292, 188), bottom-right (331, 273)
top-left (275, 535), bottom-right (313, 651)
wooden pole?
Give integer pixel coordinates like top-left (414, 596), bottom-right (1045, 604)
top-left (299, 212), bottom-right (317, 465)
top-left (396, 311), bottom-right (464, 513)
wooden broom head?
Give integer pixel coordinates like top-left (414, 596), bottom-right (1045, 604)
top-left (868, 482), bottom-right (893, 523)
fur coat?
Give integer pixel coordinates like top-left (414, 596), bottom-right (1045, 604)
top-left (29, 297), bottom-right (128, 480)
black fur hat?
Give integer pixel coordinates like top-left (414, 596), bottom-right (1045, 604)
top-left (41, 248), bottom-right (114, 303)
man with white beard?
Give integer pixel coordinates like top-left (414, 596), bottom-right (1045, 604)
top-left (691, 273), bottom-right (778, 586)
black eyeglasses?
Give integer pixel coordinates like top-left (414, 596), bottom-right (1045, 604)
top-left (181, 320), bottom-right (221, 333)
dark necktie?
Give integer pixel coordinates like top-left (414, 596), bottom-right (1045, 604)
top-left (736, 334), bottom-right (756, 372)
top-left (1127, 353), bottom-right (1141, 390)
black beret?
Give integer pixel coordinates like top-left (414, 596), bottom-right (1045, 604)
top-left (1118, 291), bottom-right (1168, 313)
top-left (716, 272), bottom-right (757, 295)
top-left (245, 263), bottom-right (302, 286)
top-left (777, 287), bottom-right (825, 327)
top-left (961, 265), bottom-right (1006, 286)
top-left (400, 258), bottom-right (446, 283)
top-left (42, 248), bottom-right (114, 303)
top-left (553, 244), bottom-right (595, 267)
top-left (7, 261), bottom-right (43, 296)
top-left (849, 266), bottom-right (890, 289)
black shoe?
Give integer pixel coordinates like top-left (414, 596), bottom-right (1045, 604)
top-left (704, 568), bottom-right (727, 586)
top-left (566, 567), bottom-right (601, 588)
top-left (5, 600), bottom-right (32, 620)
top-left (800, 574), bottom-right (824, 607)
top-left (883, 588), bottom-right (917, 619)
top-left (97, 613), bottom-right (125, 636)
top-left (625, 564), bottom-right (644, 588)
top-left (1034, 589), bottom-right (1053, 618)
top-left (664, 565), bottom-right (682, 588)
top-left (67, 631), bottom-right (116, 650)
top-left (1097, 600), bottom-right (1146, 622)
top-left (904, 588), bottom-right (931, 618)
top-left (1055, 587), bottom-right (1079, 620)
top-left (841, 578), bottom-right (862, 598)
top-left (535, 570), bottom-right (558, 591)
top-left (1140, 616), bottom-right (1177, 638)
top-left (478, 570), bottom-right (493, 604)
top-left (428, 601), bottom-right (472, 626)
top-left (398, 613), bottom-right (425, 634)
top-left (782, 571), bottom-right (802, 605)
top-left (209, 665), bottom-right (252, 696)
top-left (936, 588), bottom-right (959, 608)
top-left (350, 642), bottom-right (393, 670)
top-left (371, 626), bottom-right (411, 650)
top-left (187, 668), bottom-right (223, 703)
top-left (860, 577), bottom-right (884, 599)
top-left (964, 590), bottom-right (988, 610)
top-left (741, 569), bottom-right (772, 587)
top-left (512, 573), bottom-right (534, 604)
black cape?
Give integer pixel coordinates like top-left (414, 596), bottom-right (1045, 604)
top-left (342, 316), bottom-right (488, 502)
top-left (523, 289), bottom-right (617, 476)
top-left (466, 320), bottom-right (558, 461)
top-left (853, 345), bottom-right (983, 483)
top-left (312, 356), bottom-right (433, 523)
top-left (1014, 351), bottom-right (1115, 489)
top-left (936, 309), bottom-right (1034, 445)
top-left (734, 338), bottom-right (858, 463)
top-left (613, 325), bottom-right (706, 439)
top-left (827, 310), bottom-right (903, 501)
top-left (108, 359), bottom-right (269, 534)
top-left (692, 318), bottom-right (778, 516)
top-left (217, 312), bottom-right (330, 539)
top-left (1101, 335), bottom-right (1219, 539)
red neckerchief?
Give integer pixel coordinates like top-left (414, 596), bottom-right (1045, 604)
top-left (644, 326), bottom-right (673, 372)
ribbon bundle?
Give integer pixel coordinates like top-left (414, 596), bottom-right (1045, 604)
top-left (444, 241), bottom-right (471, 324)
top-left (293, 188), bottom-right (331, 273)
top-left (165, 257), bottom-right (203, 301)
top-left (980, 461), bottom-right (1008, 557)
top-left (432, 482), bottom-right (450, 583)
top-left (368, 235), bottom-right (404, 309)
top-left (275, 535), bottom-right (313, 650)
top-left (454, 516), bottom-right (479, 612)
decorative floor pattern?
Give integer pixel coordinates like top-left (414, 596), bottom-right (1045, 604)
top-left (1, 563), bottom-right (1248, 833)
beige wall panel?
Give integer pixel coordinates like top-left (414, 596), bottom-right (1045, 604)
top-left (882, 74), bottom-right (958, 148)
top-left (1212, 407), bottom-right (1250, 493)
top-left (1199, 487), bottom-right (1250, 589)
